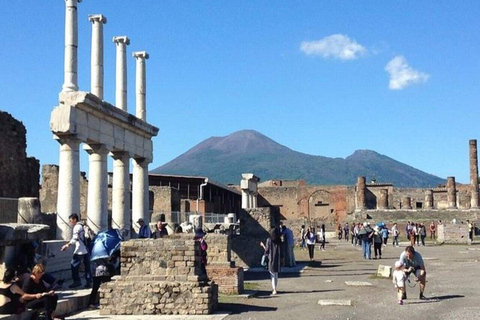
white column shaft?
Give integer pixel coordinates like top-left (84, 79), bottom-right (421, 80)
top-left (62, 0), bottom-right (80, 92)
top-left (252, 193), bottom-right (257, 209)
top-left (241, 190), bottom-right (249, 209)
top-left (112, 152), bottom-right (130, 237)
top-left (56, 138), bottom-right (81, 240)
top-left (132, 158), bottom-right (149, 234)
top-left (86, 144), bottom-right (109, 234)
top-left (133, 52), bottom-right (149, 121)
top-left (89, 15), bottom-right (106, 99)
top-left (114, 37), bottom-right (130, 111)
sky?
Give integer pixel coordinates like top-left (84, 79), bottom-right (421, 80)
top-left (1, 1), bottom-right (479, 184)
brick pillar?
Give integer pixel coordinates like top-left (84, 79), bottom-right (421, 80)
top-left (447, 177), bottom-right (457, 209)
top-left (402, 197), bottom-right (412, 209)
top-left (470, 140), bottom-right (479, 208)
top-left (424, 190), bottom-right (433, 209)
top-left (356, 176), bottom-right (366, 210)
top-left (378, 189), bottom-right (388, 209)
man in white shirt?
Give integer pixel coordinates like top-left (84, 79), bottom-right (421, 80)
top-left (61, 214), bottom-right (92, 289)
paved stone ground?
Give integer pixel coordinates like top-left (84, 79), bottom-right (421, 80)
top-left (67, 238), bottom-right (480, 320)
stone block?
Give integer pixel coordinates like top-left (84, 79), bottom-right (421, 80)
top-left (377, 265), bottom-right (392, 278)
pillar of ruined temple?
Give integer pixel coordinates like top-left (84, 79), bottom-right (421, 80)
top-left (111, 152), bottom-right (130, 236)
top-left (85, 144), bottom-right (109, 233)
top-left (113, 36), bottom-right (130, 112)
top-left (241, 190), bottom-right (249, 209)
top-left (356, 176), bottom-right (366, 211)
top-left (133, 51), bottom-right (149, 121)
top-left (447, 176), bottom-right (457, 209)
top-left (56, 138), bottom-right (81, 240)
top-left (470, 140), bottom-right (479, 208)
top-left (62, 0), bottom-right (81, 92)
top-left (132, 158), bottom-right (150, 236)
top-left (424, 190), bottom-right (434, 209)
top-left (402, 197), bottom-right (412, 210)
top-left (378, 189), bottom-right (388, 209)
top-left (89, 14), bottom-right (107, 99)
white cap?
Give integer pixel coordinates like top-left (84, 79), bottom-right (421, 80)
top-left (395, 261), bottom-right (403, 268)
top-left (363, 222), bottom-right (367, 227)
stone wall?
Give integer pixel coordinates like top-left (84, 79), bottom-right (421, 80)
top-left (437, 223), bottom-right (470, 244)
top-left (150, 186), bottom-right (180, 222)
top-left (100, 236), bottom-right (218, 315)
top-left (0, 111), bottom-right (39, 198)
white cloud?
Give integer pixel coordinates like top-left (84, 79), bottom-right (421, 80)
top-left (300, 34), bottom-right (367, 60)
top-left (385, 55), bottom-right (429, 90)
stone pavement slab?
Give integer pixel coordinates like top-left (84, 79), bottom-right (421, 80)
top-left (317, 299), bottom-right (353, 306)
top-left (66, 310), bottom-right (230, 320)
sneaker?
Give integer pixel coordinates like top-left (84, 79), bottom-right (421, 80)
top-left (68, 282), bottom-right (81, 289)
top-left (398, 299), bottom-right (403, 305)
top-left (272, 290), bottom-right (277, 295)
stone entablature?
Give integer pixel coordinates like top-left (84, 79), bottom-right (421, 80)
top-left (52, 91), bottom-right (158, 161)
top-left (100, 236), bottom-right (218, 315)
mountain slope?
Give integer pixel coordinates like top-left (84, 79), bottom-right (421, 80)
top-left (152, 130), bottom-right (445, 187)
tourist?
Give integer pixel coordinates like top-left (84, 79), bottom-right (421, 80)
top-left (88, 253), bottom-right (118, 308)
top-left (429, 221), bottom-right (436, 243)
top-left (405, 221), bottom-right (411, 242)
top-left (153, 221), bottom-right (168, 239)
top-left (381, 224), bottom-right (389, 246)
top-left (282, 226), bottom-right (296, 267)
top-left (409, 222), bottom-right (415, 246)
top-left (0, 268), bottom-right (41, 315)
top-left (22, 264), bottom-right (61, 320)
top-left (319, 224), bottom-right (326, 251)
top-left (300, 225), bottom-right (306, 250)
top-left (60, 213), bottom-right (92, 289)
top-left (391, 223), bottom-right (399, 247)
top-left (260, 228), bottom-right (281, 295)
top-left (467, 220), bottom-right (473, 241)
top-left (356, 223), bottom-right (362, 246)
top-left (419, 223), bottom-right (427, 246)
top-left (344, 223), bottom-right (349, 242)
top-left (373, 226), bottom-right (383, 259)
top-left (194, 228), bottom-right (208, 277)
top-left (305, 227), bottom-right (316, 261)
top-left (137, 218), bottom-right (152, 239)
top-left (353, 223), bottom-right (360, 246)
top-left (350, 223), bottom-right (355, 245)
top-left (337, 224), bottom-right (342, 240)
top-left (399, 246), bottom-right (427, 300)
top-left (392, 261), bottom-right (407, 305)
top-left (414, 223), bottom-right (420, 246)
top-left (359, 222), bottom-right (373, 259)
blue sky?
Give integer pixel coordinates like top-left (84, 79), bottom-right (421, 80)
top-left (1, 1), bottom-right (479, 184)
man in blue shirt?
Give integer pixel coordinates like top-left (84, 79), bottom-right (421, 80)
top-left (137, 218), bottom-right (151, 238)
top-left (399, 246), bottom-right (427, 300)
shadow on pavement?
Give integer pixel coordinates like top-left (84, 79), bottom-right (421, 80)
top-left (218, 302), bottom-right (277, 314)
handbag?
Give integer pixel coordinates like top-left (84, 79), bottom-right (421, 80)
top-left (261, 254), bottom-right (268, 266)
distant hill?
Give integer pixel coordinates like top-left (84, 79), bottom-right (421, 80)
top-left (152, 130), bottom-right (445, 187)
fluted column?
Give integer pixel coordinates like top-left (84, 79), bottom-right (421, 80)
top-left (132, 158), bottom-right (150, 235)
top-left (113, 36), bottom-right (130, 111)
top-left (62, 0), bottom-right (81, 92)
top-left (56, 137), bottom-right (81, 240)
top-left (356, 176), bottom-right (366, 210)
top-left (111, 151), bottom-right (130, 237)
top-left (85, 144), bottom-right (109, 233)
top-left (470, 140), bottom-right (479, 208)
top-left (447, 177), bottom-right (457, 209)
top-left (89, 14), bottom-right (107, 99)
top-left (133, 51), bottom-right (149, 121)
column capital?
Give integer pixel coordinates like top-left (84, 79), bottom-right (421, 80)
top-left (88, 14), bottom-right (107, 24)
top-left (133, 51), bottom-right (149, 60)
top-left (84, 143), bottom-right (109, 155)
top-left (113, 36), bottom-right (130, 45)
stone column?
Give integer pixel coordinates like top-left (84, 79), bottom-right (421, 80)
top-left (133, 51), bottom-right (149, 121)
top-left (62, 0), bottom-right (81, 92)
top-left (89, 14), bottom-right (107, 99)
top-left (447, 176), bottom-right (457, 209)
top-left (424, 190), bottom-right (433, 209)
top-left (402, 197), bottom-right (412, 210)
top-left (85, 144), bottom-right (109, 234)
top-left (113, 36), bottom-right (130, 111)
top-left (356, 176), bottom-right (366, 210)
top-left (470, 140), bottom-right (479, 208)
top-left (56, 137), bottom-right (81, 240)
top-left (132, 158), bottom-right (150, 235)
top-left (241, 190), bottom-right (249, 209)
top-left (378, 189), bottom-right (388, 209)
top-left (252, 192), bottom-right (258, 209)
top-left (111, 152), bottom-right (130, 237)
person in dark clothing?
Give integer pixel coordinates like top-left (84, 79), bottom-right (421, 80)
top-left (0, 269), bottom-right (40, 315)
top-left (261, 228), bottom-right (281, 295)
top-left (22, 264), bottom-right (61, 320)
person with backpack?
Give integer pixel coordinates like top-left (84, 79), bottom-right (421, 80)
top-left (61, 214), bottom-right (92, 289)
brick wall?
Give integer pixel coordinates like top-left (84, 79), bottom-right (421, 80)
top-left (100, 236), bottom-right (218, 315)
top-left (437, 223), bottom-right (470, 244)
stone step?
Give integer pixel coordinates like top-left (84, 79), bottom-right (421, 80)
top-left (0, 288), bottom-right (90, 320)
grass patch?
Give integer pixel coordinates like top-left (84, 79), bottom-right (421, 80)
top-left (244, 282), bottom-right (260, 291)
